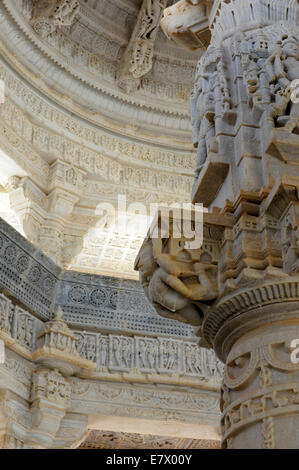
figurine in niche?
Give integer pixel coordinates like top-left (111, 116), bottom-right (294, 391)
top-left (147, 341), bottom-right (156, 369)
top-left (277, 35), bottom-right (299, 131)
top-left (248, 34), bottom-right (299, 133)
top-left (242, 33), bottom-right (278, 121)
top-left (191, 46), bottom-right (232, 177)
top-left (191, 61), bottom-right (216, 177)
top-left (99, 338), bottom-right (108, 367)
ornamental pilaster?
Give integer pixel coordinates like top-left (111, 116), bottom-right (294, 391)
top-left (0, 306), bottom-right (94, 449)
top-left (4, 161), bottom-right (90, 266)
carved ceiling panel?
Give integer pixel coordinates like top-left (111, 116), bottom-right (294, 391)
top-left (79, 430), bottom-right (221, 449)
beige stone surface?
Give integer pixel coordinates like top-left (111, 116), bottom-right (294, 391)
top-left (79, 429), bottom-right (220, 449)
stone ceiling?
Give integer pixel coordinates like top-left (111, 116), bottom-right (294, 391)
top-left (0, 0), bottom-right (201, 279)
top-left (79, 430), bottom-right (220, 449)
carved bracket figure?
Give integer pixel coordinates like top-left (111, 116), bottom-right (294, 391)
top-left (117, 0), bottom-right (168, 92)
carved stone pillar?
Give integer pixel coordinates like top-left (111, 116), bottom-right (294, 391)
top-left (219, 317), bottom-right (299, 449)
top-left (135, 0), bottom-right (299, 449)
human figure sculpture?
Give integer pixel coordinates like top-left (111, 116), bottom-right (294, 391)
top-left (246, 34), bottom-right (299, 133)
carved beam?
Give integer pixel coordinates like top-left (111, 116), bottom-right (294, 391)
top-left (117, 0), bottom-right (168, 92)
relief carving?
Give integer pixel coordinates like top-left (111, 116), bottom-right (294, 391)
top-left (117, 0), bottom-right (168, 92)
top-left (31, 0), bottom-right (79, 37)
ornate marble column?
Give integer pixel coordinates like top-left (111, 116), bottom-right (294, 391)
top-left (135, 0), bottom-right (299, 449)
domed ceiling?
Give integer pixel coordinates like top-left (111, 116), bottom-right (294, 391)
top-left (0, 0), bottom-right (200, 278)
top-left (5, 0), bottom-right (201, 137)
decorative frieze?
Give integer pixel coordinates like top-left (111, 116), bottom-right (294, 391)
top-left (70, 377), bottom-right (220, 418)
top-left (79, 429), bottom-right (220, 449)
top-left (0, 92), bottom-right (194, 189)
top-left (75, 331), bottom-right (223, 382)
top-left (0, 287), bottom-right (222, 385)
top-left (0, 59), bottom-right (194, 166)
top-left (31, 368), bottom-right (71, 405)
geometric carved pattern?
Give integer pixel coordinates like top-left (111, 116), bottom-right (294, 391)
top-left (0, 218), bottom-right (60, 320)
top-left (0, 217), bottom-right (196, 338)
top-left (59, 272), bottom-right (196, 338)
